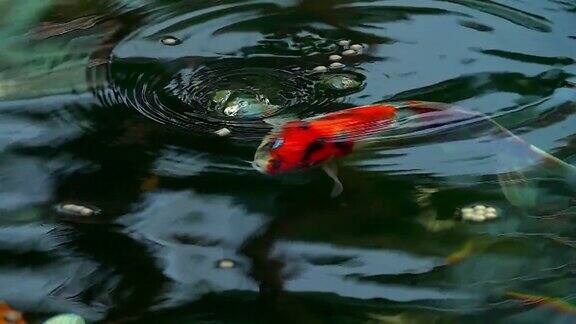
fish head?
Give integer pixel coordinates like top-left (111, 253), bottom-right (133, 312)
top-left (253, 120), bottom-right (326, 174)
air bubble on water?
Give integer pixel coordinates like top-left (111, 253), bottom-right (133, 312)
top-left (215, 128), bottom-right (231, 137)
top-left (329, 55), bottom-right (342, 61)
top-left (350, 44), bottom-right (363, 51)
top-left (160, 36), bottom-right (181, 46)
top-left (329, 62), bottom-right (345, 69)
top-left (342, 49), bottom-right (357, 56)
top-left (313, 66), bottom-right (328, 72)
top-left (338, 40), bottom-right (351, 47)
top-left (56, 203), bottom-right (100, 217)
top-left (217, 259), bottom-right (236, 269)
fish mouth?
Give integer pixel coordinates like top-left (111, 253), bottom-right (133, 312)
top-left (251, 149), bottom-right (270, 174)
top-left (251, 160), bottom-right (268, 174)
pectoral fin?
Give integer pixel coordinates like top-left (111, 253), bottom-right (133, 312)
top-left (322, 162), bottom-right (343, 197)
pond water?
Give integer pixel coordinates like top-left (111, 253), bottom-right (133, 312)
top-left (0, 0), bottom-right (575, 322)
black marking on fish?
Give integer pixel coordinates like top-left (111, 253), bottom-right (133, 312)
top-left (302, 138), bottom-right (326, 165)
top-left (270, 159), bottom-right (282, 171)
top-left (333, 132), bottom-right (349, 143)
top-left (333, 141), bottom-right (354, 155)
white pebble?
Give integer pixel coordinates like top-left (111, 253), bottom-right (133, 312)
top-left (312, 65), bottom-right (328, 72)
top-left (217, 259), bottom-right (235, 269)
top-left (215, 127), bottom-right (231, 137)
top-left (342, 49), bottom-right (357, 56)
top-left (338, 40), bottom-right (351, 47)
top-left (329, 54), bottom-right (342, 61)
top-left (329, 62), bottom-right (345, 69)
top-left (486, 207), bottom-right (497, 214)
top-left (350, 44), bottom-right (363, 51)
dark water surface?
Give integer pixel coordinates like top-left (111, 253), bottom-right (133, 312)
top-left (1, 0), bottom-right (576, 322)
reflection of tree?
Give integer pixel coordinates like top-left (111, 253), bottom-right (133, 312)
top-left (212, 0), bottom-right (459, 44)
top-left (388, 70), bottom-right (570, 104)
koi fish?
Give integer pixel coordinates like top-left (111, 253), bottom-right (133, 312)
top-left (252, 103), bottom-right (403, 196)
top-left (253, 100), bottom-right (576, 204)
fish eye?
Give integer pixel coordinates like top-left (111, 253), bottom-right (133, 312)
top-left (272, 137), bottom-right (284, 150)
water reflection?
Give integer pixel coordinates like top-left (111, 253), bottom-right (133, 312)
top-left (0, 0), bottom-right (574, 322)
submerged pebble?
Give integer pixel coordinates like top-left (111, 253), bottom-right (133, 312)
top-left (461, 204), bottom-right (499, 222)
top-left (160, 36), bottom-right (181, 46)
top-left (329, 62), bottom-right (345, 69)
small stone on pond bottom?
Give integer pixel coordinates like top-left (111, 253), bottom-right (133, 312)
top-left (217, 259), bottom-right (236, 269)
top-left (160, 36), bottom-right (181, 46)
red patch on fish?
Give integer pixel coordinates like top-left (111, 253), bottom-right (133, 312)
top-left (256, 104), bottom-right (398, 174)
